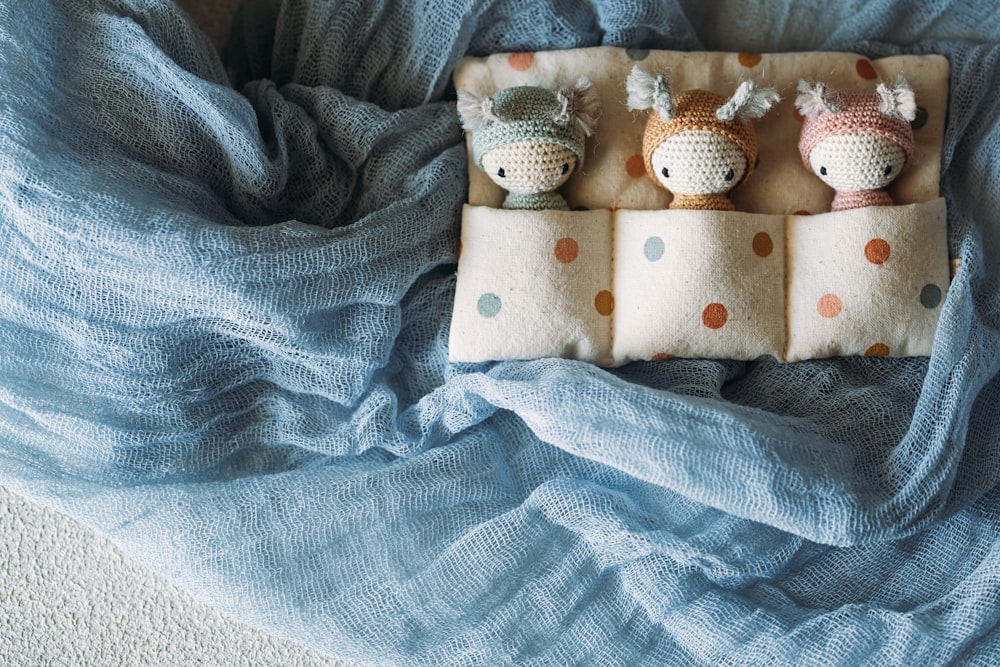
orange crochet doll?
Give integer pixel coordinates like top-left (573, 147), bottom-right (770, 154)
top-left (626, 66), bottom-right (779, 211)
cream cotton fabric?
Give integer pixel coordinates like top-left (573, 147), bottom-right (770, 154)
top-left (613, 208), bottom-right (787, 362)
top-left (450, 206), bottom-right (614, 363)
top-left (451, 199), bottom-right (946, 363)
top-left (785, 198), bottom-right (949, 361)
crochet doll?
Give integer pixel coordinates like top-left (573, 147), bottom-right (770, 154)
top-left (626, 66), bottom-right (780, 211)
top-left (795, 77), bottom-right (916, 211)
top-left (457, 79), bottom-right (600, 211)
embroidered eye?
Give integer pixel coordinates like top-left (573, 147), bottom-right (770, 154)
top-left (561, 163), bottom-right (569, 175)
top-left (497, 167), bottom-right (505, 178)
top-left (724, 168), bottom-right (735, 182)
top-left (661, 167), bottom-right (669, 178)
top-left (820, 166), bottom-right (828, 176)
top-left (884, 165), bottom-right (893, 176)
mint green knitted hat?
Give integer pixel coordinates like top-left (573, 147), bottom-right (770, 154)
top-left (458, 82), bottom-right (600, 169)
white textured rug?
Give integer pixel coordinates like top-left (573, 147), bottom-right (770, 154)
top-left (0, 486), bottom-right (358, 666)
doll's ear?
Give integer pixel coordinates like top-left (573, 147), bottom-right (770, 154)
top-left (626, 65), bottom-right (676, 121)
top-left (457, 90), bottom-right (501, 131)
top-left (794, 80), bottom-right (842, 119)
top-left (554, 77), bottom-right (601, 136)
top-left (876, 76), bottom-right (917, 122)
top-left (716, 80), bottom-right (781, 121)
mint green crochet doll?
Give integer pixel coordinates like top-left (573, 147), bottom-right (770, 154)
top-left (457, 79), bottom-right (600, 210)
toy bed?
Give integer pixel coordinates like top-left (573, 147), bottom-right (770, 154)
top-left (450, 48), bottom-right (950, 365)
top-left (2, 1), bottom-right (1000, 666)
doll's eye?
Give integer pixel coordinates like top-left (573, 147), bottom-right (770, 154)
top-left (561, 163), bottom-right (569, 175)
top-left (724, 168), bottom-right (735, 182)
top-left (884, 165), bottom-right (893, 176)
top-left (661, 167), bottom-right (669, 178)
top-left (497, 167), bottom-right (505, 178)
top-left (820, 166), bottom-right (828, 176)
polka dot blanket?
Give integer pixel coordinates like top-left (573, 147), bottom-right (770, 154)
top-left (451, 49), bottom-right (950, 364)
top-left (3, 1), bottom-right (1000, 665)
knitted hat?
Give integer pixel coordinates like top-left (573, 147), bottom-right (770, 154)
top-left (457, 80), bottom-right (600, 169)
top-left (640, 90), bottom-right (759, 188)
top-left (796, 81), bottom-right (916, 174)
top-left (625, 67), bottom-right (779, 190)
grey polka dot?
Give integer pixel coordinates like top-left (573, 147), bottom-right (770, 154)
top-left (920, 284), bottom-right (942, 309)
top-left (477, 292), bottom-right (502, 318)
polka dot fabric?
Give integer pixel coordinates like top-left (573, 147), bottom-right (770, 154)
top-left (451, 198), bottom-right (947, 364)
top-left (785, 199), bottom-right (948, 361)
top-left (612, 209), bottom-right (786, 362)
top-left (450, 48), bottom-right (950, 365)
top-left (449, 206), bottom-right (614, 364)
top-left (507, 52), bottom-right (534, 72)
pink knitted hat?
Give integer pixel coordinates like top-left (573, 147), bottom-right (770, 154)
top-left (798, 87), bottom-right (915, 174)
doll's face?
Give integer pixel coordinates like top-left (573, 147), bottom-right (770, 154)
top-left (651, 131), bottom-right (747, 195)
top-left (481, 141), bottom-right (577, 194)
top-left (808, 134), bottom-right (906, 191)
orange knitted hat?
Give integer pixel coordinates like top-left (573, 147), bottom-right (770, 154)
top-left (640, 90), bottom-right (759, 189)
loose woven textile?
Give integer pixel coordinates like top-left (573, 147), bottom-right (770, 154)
top-left (2, 0), bottom-right (999, 664)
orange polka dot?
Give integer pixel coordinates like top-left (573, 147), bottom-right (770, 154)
top-left (817, 293), bottom-right (843, 318)
top-left (595, 290), bottom-right (615, 316)
top-left (738, 52), bottom-right (762, 67)
top-left (752, 232), bottom-right (773, 258)
top-left (856, 59), bottom-right (878, 80)
top-left (554, 237), bottom-right (579, 263)
top-left (625, 154), bottom-right (646, 178)
top-left (702, 303), bottom-right (728, 329)
top-left (865, 343), bottom-right (890, 357)
top-left (794, 209), bottom-right (811, 216)
top-left (865, 238), bottom-right (891, 264)
top-left (508, 52), bottom-right (534, 71)
top-left (651, 353), bottom-right (673, 361)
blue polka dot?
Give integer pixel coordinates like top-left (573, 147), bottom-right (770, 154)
top-left (626, 48), bottom-right (650, 61)
top-left (477, 292), bottom-right (502, 318)
top-left (644, 236), bottom-right (664, 261)
top-left (920, 284), bottom-right (942, 309)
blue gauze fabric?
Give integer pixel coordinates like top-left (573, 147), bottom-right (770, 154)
top-left (2, 0), bottom-right (1000, 664)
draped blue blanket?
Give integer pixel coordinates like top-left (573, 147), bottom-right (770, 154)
top-left (2, 0), bottom-right (1000, 664)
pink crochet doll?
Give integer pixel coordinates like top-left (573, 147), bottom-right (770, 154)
top-left (795, 77), bottom-right (917, 211)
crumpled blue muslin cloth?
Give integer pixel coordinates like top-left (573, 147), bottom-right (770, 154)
top-left (2, 0), bottom-right (1000, 664)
